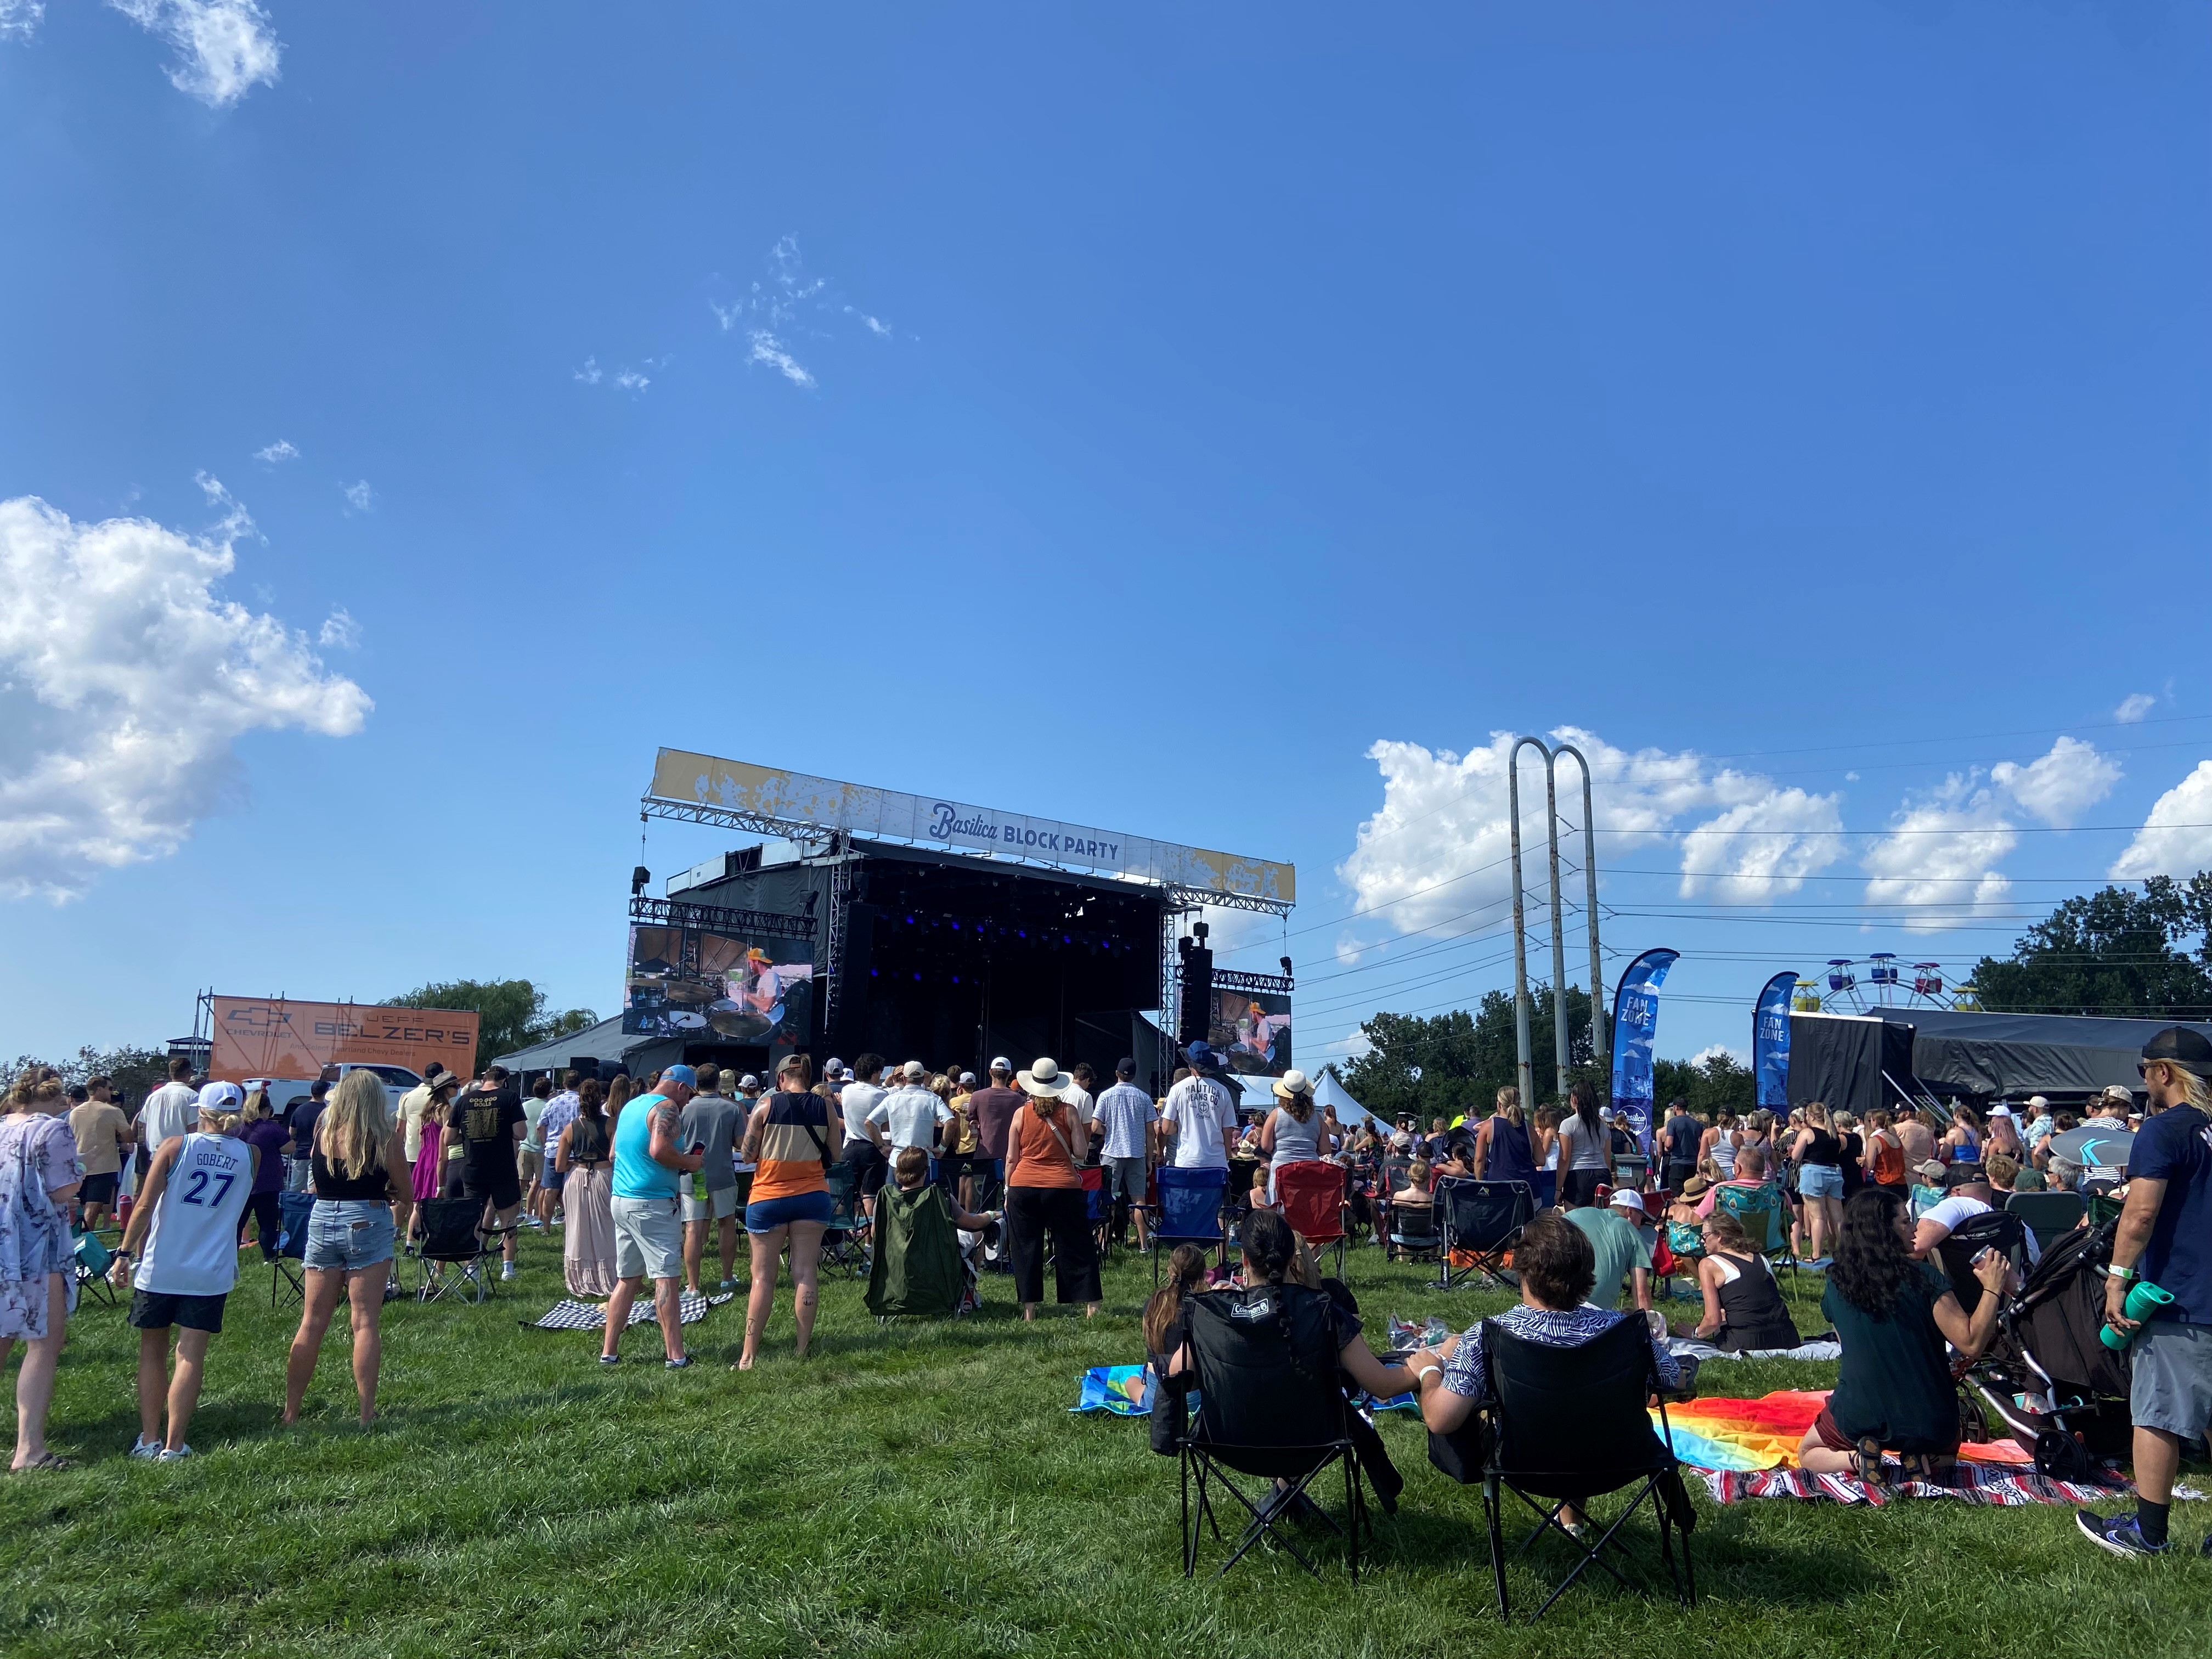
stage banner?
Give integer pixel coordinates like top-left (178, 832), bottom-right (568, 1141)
top-left (646, 749), bottom-right (1294, 905)
top-left (209, 998), bottom-right (480, 1085)
top-left (1753, 971), bottom-right (1798, 1110)
top-left (1609, 948), bottom-right (1679, 1152)
top-left (623, 921), bottom-right (817, 1045)
top-left (1210, 988), bottom-right (1290, 1076)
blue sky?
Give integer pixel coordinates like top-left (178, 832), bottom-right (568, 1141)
top-left (2, 2), bottom-right (2207, 1073)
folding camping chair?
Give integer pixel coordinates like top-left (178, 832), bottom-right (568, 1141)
top-left (2003, 1190), bottom-right (2086, 1256)
top-left (72, 1227), bottom-right (118, 1309)
top-left (1434, 1178), bottom-right (1534, 1290)
top-left (270, 1189), bottom-right (314, 1307)
top-left (816, 1165), bottom-right (873, 1278)
top-left (1273, 1160), bottom-right (1350, 1278)
top-left (1713, 1183), bottom-right (1796, 1279)
top-left (1152, 1165), bottom-right (1229, 1288)
top-left (1080, 1164), bottom-right (1113, 1263)
top-left (1387, 1194), bottom-right (1441, 1263)
top-left (1427, 1316), bottom-right (1696, 1623)
top-left (415, 1195), bottom-right (494, 1303)
top-left (1170, 1285), bottom-right (1372, 1583)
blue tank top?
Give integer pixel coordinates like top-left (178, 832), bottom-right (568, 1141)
top-left (612, 1094), bottom-right (680, 1201)
top-left (1485, 1116), bottom-right (1537, 1184)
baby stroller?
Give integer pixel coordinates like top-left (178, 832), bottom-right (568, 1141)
top-left (1960, 1218), bottom-right (2133, 1483)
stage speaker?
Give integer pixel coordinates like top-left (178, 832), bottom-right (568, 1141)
top-left (832, 901), bottom-right (877, 1054)
top-left (568, 1056), bottom-right (601, 1082)
top-left (1177, 942), bottom-right (1213, 1045)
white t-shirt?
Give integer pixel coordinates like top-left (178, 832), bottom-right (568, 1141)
top-left (139, 1081), bottom-right (200, 1151)
top-left (1164, 1075), bottom-right (1239, 1170)
top-left (869, 1086), bottom-right (953, 1151)
top-left (135, 1132), bottom-right (255, 1296)
top-left (398, 1084), bottom-right (434, 1162)
top-left (1060, 1084), bottom-right (1095, 1126)
top-left (1556, 1112), bottom-right (1610, 1172)
top-left (1094, 1082), bottom-right (1158, 1161)
top-left (840, 1082), bottom-right (886, 1146)
top-left (522, 1097), bottom-right (546, 1153)
top-left (1923, 1192), bottom-right (2041, 1265)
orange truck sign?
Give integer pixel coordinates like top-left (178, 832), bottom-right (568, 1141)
top-left (207, 997), bottom-right (479, 1085)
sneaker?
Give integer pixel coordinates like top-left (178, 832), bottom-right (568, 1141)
top-left (500, 1262), bottom-right (517, 1281)
top-left (598, 1353), bottom-right (620, 1366)
top-left (128, 1435), bottom-right (162, 1460)
top-left (664, 1355), bottom-right (694, 1370)
top-left (156, 1444), bottom-right (194, 1462)
top-left (2076, 1510), bottom-right (2172, 1559)
top-left (719, 1278), bottom-right (737, 1293)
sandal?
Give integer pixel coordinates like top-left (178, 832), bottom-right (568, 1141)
top-left (13, 1451), bottom-right (76, 1473)
top-left (1854, 1436), bottom-right (1889, 1489)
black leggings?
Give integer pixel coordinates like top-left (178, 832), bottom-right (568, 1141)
top-left (241, 1188), bottom-right (282, 1259)
top-left (1005, 1186), bottom-right (1101, 1306)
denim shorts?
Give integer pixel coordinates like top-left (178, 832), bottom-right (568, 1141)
top-left (746, 1189), bottom-right (834, 1233)
top-left (1798, 1164), bottom-right (1845, 1200)
top-left (304, 1199), bottom-right (396, 1272)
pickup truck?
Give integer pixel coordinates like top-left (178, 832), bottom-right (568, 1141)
top-left (247, 1062), bottom-right (428, 1120)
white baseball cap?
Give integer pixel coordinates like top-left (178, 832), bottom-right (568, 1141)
top-left (1609, 1188), bottom-right (1646, 1216)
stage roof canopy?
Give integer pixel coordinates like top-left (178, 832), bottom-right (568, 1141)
top-left (643, 748), bottom-right (1294, 914)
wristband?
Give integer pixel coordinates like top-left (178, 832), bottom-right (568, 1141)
top-left (2109, 1265), bottom-right (2136, 1284)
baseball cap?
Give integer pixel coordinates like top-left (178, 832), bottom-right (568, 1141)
top-left (660, 1064), bottom-right (699, 1089)
top-left (1116, 1057), bottom-right (1136, 1077)
top-left (196, 1081), bottom-right (245, 1113)
top-left (1186, 1040), bottom-right (1220, 1069)
top-left (989, 1056), bottom-right (1012, 1074)
top-left (1944, 1163), bottom-right (1990, 1190)
top-left (1915, 1159), bottom-right (1948, 1182)
top-left (1609, 1188), bottom-right (1646, 1216)
top-left (902, 1060), bottom-right (926, 1082)
top-left (1987, 1103), bottom-right (2013, 1119)
top-left (737, 1074), bottom-right (760, 1091)
top-left (2141, 1025), bottom-right (2212, 1078)
top-left (959, 1072), bottom-right (975, 1087)
top-left (825, 1058), bottom-right (846, 1079)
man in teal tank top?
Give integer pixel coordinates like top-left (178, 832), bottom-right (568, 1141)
top-left (604, 1066), bottom-right (705, 1368)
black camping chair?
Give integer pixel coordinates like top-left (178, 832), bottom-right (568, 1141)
top-left (2002, 1190), bottom-right (2086, 1256)
top-left (415, 1196), bottom-right (494, 1303)
top-left (1434, 1178), bottom-right (1534, 1290)
top-left (270, 1190), bottom-right (315, 1307)
top-left (1428, 1316), bottom-right (1696, 1623)
top-left (821, 1165), bottom-right (872, 1278)
top-left (1171, 1286), bottom-right (1372, 1583)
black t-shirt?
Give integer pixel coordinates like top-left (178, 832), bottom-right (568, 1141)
top-left (287, 1099), bottom-right (325, 1159)
top-left (1662, 1114), bottom-right (1700, 1164)
top-left (455, 1088), bottom-right (525, 1173)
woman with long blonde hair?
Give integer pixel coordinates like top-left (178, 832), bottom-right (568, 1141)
top-left (1473, 1084), bottom-right (1538, 1185)
top-left (284, 1069), bottom-right (410, 1427)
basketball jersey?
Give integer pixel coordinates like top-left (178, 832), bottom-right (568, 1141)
top-left (135, 1132), bottom-right (256, 1297)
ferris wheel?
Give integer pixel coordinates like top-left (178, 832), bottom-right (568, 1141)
top-left (1795, 953), bottom-right (1979, 1014)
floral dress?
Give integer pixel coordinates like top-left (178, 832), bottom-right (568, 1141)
top-left (0, 1113), bottom-right (81, 1340)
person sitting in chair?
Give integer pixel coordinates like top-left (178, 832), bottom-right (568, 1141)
top-left (866, 1146), bottom-right (1000, 1318)
top-left (1161, 1209), bottom-right (1417, 1514)
top-left (1911, 1162), bottom-right (2040, 1267)
top-left (1404, 1209), bottom-right (1680, 1536)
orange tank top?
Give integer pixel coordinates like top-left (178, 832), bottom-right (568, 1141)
top-left (1007, 1101), bottom-right (1080, 1190)
top-left (1870, 1131), bottom-right (1905, 1187)
top-left (748, 1091), bottom-right (832, 1203)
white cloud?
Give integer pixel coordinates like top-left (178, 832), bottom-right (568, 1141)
top-left (0, 493), bottom-right (369, 901)
top-left (252, 438), bottom-right (298, 464)
top-left (1991, 735), bottom-right (2120, 828)
top-left (0, 2), bottom-right (44, 43)
top-left (108, 0), bottom-right (280, 108)
top-left (340, 479), bottom-right (374, 515)
top-left (613, 369), bottom-right (650, 393)
top-left (1678, 787), bottom-right (1845, 902)
top-left (1860, 773), bottom-right (2016, 928)
top-left (1692, 1043), bottom-right (1747, 1068)
top-left (2108, 760), bottom-right (2212, 881)
top-left (317, 608), bottom-right (360, 650)
top-left (2115, 692), bottom-right (2155, 724)
top-left (1336, 727), bottom-right (1839, 944)
top-left (711, 236), bottom-right (887, 391)
top-left (746, 330), bottom-right (815, 390)
top-left (573, 358), bottom-right (603, 385)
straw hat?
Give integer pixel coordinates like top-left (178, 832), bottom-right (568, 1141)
top-left (1271, 1068), bottom-right (1313, 1101)
top-left (1017, 1058), bottom-right (1069, 1098)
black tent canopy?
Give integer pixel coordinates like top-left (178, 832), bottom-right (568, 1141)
top-left (1787, 1008), bottom-right (2212, 1115)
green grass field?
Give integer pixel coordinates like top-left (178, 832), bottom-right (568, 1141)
top-left (4, 1229), bottom-right (2207, 1658)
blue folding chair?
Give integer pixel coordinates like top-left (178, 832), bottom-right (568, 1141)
top-left (1152, 1165), bottom-right (1229, 1288)
top-left (271, 1189), bottom-right (315, 1307)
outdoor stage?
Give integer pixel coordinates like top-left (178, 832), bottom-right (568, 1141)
top-left (510, 751), bottom-right (1300, 1092)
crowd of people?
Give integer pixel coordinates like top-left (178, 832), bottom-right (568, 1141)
top-left (1, 1025), bottom-right (2206, 1568)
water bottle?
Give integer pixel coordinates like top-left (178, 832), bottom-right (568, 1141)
top-left (2100, 1279), bottom-right (2175, 1350)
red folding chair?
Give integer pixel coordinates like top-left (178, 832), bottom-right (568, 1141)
top-left (1272, 1159), bottom-right (1350, 1278)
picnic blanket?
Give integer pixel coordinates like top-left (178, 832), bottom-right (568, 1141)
top-left (1697, 1463), bottom-right (2128, 1506)
top-left (1667, 1335), bottom-right (1842, 1363)
top-left (522, 1291), bottom-right (733, 1331)
top-left (1069, 1363), bottom-right (1413, 1418)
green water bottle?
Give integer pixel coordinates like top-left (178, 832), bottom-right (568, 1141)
top-left (2100, 1278), bottom-right (2175, 1350)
